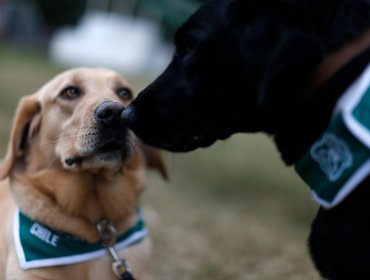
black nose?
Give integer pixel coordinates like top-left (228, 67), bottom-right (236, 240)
top-left (120, 106), bottom-right (136, 128)
top-left (94, 101), bottom-right (125, 127)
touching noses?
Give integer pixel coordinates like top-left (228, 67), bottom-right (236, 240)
top-left (94, 101), bottom-right (126, 127)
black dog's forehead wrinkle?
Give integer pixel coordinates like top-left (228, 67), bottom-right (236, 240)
top-left (175, 0), bottom-right (233, 38)
top-left (174, 25), bottom-right (208, 47)
top-left (175, 13), bottom-right (229, 46)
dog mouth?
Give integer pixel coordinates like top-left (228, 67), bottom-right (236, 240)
top-left (64, 139), bottom-right (132, 168)
top-left (123, 106), bottom-right (233, 152)
top-left (129, 117), bottom-right (233, 152)
top-left (142, 130), bottom-right (227, 152)
top-left (64, 157), bottom-right (84, 166)
top-left (162, 136), bottom-right (218, 152)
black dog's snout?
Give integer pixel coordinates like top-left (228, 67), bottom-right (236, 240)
top-left (94, 101), bottom-right (125, 126)
top-left (120, 106), bottom-right (136, 128)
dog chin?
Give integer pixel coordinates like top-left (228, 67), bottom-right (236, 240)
top-left (156, 134), bottom-right (221, 152)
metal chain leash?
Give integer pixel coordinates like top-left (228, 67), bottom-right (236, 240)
top-left (97, 219), bottom-right (136, 280)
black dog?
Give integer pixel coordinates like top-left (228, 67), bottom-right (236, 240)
top-left (122, 0), bottom-right (370, 279)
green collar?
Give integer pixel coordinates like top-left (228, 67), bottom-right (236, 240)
top-left (13, 209), bottom-right (147, 270)
top-left (295, 64), bottom-right (370, 208)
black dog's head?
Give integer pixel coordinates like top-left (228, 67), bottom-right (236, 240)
top-left (122, 0), bottom-right (370, 152)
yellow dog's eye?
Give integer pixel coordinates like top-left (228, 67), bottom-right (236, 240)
top-left (117, 87), bottom-right (133, 101)
top-left (59, 86), bottom-right (81, 100)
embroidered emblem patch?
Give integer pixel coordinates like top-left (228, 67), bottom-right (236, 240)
top-left (295, 63), bottom-right (370, 208)
top-left (310, 133), bottom-right (353, 182)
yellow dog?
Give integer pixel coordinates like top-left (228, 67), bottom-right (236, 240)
top-left (0, 68), bottom-right (167, 279)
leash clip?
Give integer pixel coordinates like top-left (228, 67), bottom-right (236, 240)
top-left (97, 219), bottom-right (136, 280)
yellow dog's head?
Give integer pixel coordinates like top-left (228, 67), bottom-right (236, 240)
top-left (0, 68), bottom-right (167, 178)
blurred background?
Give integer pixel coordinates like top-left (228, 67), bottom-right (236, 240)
top-left (0, 0), bottom-right (320, 279)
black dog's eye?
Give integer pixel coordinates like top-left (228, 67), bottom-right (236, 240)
top-left (59, 86), bottom-right (81, 100)
top-left (117, 87), bottom-right (133, 101)
top-left (185, 40), bottom-right (196, 54)
top-left (176, 37), bottom-right (197, 57)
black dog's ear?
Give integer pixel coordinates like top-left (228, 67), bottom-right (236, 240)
top-left (257, 28), bottom-right (325, 115)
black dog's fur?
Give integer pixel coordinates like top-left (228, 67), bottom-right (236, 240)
top-left (122, 0), bottom-right (370, 279)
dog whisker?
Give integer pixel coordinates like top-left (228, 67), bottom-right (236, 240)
top-left (42, 135), bottom-right (79, 145)
top-left (45, 128), bottom-right (84, 143)
top-left (42, 130), bottom-right (98, 145)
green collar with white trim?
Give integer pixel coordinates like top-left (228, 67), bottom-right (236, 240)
top-left (295, 63), bottom-right (370, 209)
top-left (13, 208), bottom-right (147, 270)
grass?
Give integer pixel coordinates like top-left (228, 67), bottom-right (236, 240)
top-left (0, 44), bottom-right (321, 279)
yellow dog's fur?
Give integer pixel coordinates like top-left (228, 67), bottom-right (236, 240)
top-left (0, 68), bottom-right (167, 279)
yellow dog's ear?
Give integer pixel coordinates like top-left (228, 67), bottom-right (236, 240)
top-left (139, 142), bottom-right (169, 180)
top-left (0, 94), bottom-right (40, 179)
